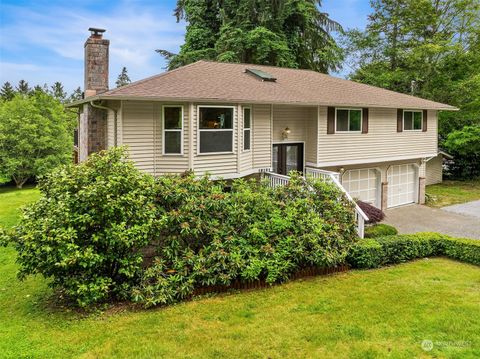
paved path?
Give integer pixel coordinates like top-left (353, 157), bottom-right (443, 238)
top-left (384, 203), bottom-right (480, 239)
top-left (442, 200), bottom-right (480, 219)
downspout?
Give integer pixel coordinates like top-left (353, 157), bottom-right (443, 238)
top-left (90, 100), bottom-right (118, 146)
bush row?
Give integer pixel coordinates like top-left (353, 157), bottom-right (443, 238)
top-left (347, 232), bottom-right (480, 269)
top-left (5, 147), bottom-right (358, 307)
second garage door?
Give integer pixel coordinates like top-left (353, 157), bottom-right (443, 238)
top-left (387, 164), bottom-right (417, 207)
top-left (342, 168), bottom-right (380, 208)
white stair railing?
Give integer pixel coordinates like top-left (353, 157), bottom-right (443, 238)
top-left (264, 169), bottom-right (368, 238)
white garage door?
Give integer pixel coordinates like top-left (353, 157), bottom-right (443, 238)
top-left (387, 164), bottom-right (417, 208)
top-left (342, 168), bottom-right (379, 207)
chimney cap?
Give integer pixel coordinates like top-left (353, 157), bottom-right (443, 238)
top-left (88, 28), bottom-right (106, 36)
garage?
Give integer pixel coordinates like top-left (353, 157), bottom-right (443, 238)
top-left (387, 164), bottom-right (417, 208)
top-left (341, 168), bottom-right (380, 208)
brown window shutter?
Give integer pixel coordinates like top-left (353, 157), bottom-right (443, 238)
top-left (362, 108), bottom-right (369, 134)
top-left (397, 109), bottom-right (403, 132)
top-left (327, 107), bottom-right (335, 134)
top-left (423, 110), bottom-right (428, 132)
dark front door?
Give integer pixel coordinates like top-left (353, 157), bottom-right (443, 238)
top-left (272, 143), bottom-right (304, 175)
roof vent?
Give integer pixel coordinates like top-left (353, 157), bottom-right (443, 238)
top-left (246, 68), bottom-right (277, 82)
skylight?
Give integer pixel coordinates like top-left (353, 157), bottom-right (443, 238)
top-left (245, 68), bottom-right (277, 82)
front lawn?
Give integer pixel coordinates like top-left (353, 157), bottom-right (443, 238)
top-left (426, 179), bottom-right (480, 208)
top-left (0, 187), bottom-right (479, 358)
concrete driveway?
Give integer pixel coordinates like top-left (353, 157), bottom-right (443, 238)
top-left (384, 203), bottom-right (480, 239)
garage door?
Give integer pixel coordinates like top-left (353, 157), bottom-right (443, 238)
top-left (342, 168), bottom-right (379, 207)
top-left (387, 164), bottom-right (417, 208)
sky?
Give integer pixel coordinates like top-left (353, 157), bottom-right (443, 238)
top-left (0, 0), bottom-right (372, 93)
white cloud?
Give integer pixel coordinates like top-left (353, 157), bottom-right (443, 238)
top-left (0, 0), bottom-right (185, 92)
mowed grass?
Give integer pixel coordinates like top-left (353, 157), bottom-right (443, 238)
top-left (426, 179), bottom-right (480, 208)
top-left (0, 188), bottom-right (479, 358)
top-left (0, 185), bottom-right (40, 228)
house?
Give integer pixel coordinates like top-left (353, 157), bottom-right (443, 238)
top-left (69, 28), bottom-right (457, 213)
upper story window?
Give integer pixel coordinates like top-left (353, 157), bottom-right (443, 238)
top-left (243, 107), bottom-right (251, 151)
top-left (198, 106), bottom-right (234, 154)
top-left (336, 108), bottom-right (362, 132)
top-left (163, 106), bottom-right (183, 154)
top-left (403, 110), bottom-right (422, 131)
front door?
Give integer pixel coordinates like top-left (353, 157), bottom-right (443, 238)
top-left (272, 143), bottom-right (304, 175)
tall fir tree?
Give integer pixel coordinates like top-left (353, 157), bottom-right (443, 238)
top-left (158, 0), bottom-right (343, 73)
top-left (0, 82), bottom-right (15, 100)
top-left (115, 67), bottom-right (131, 87)
top-left (16, 80), bottom-right (30, 95)
top-left (68, 87), bottom-right (83, 102)
top-left (51, 82), bottom-right (67, 102)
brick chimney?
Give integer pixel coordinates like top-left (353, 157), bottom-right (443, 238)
top-left (84, 28), bottom-right (109, 97)
top-left (78, 28), bottom-right (109, 162)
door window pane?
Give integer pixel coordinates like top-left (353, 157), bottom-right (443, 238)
top-left (272, 145), bottom-right (279, 173)
top-left (244, 129), bottom-right (251, 151)
top-left (286, 145), bottom-right (298, 174)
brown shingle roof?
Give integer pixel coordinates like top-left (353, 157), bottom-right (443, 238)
top-left (99, 61), bottom-right (456, 110)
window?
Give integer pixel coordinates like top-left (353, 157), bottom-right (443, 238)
top-left (243, 107), bottom-right (251, 151)
top-left (199, 106), bottom-right (234, 153)
top-left (336, 108), bottom-right (362, 132)
top-left (403, 110), bottom-right (422, 131)
top-left (163, 106), bottom-right (183, 154)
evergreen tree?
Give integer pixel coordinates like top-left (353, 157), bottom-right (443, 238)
top-left (158, 0), bottom-right (343, 73)
top-left (0, 82), bottom-right (15, 101)
top-left (115, 67), bottom-right (131, 87)
top-left (343, 0), bottom-right (480, 139)
top-left (16, 80), bottom-right (30, 95)
top-left (51, 82), bottom-right (67, 102)
top-left (68, 87), bottom-right (83, 102)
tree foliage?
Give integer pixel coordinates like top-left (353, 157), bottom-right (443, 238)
top-left (159, 0), bottom-right (343, 73)
top-left (0, 92), bottom-right (75, 187)
top-left (343, 0), bottom-right (480, 140)
top-left (115, 67), bottom-right (131, 87)
top-left (443, 125), bottom-right (480, 179)
top-left (0, 82), bottom-right (15, 101)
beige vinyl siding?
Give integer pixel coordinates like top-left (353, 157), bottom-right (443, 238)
top-left (122, 101), bottom-right (155, 174)
top-left (426, 155), bottom-right (443, 185)
top-left (305, 107), bottom-right (317, 164)
top-left (317, 108), bottom-right (438, 166)
top-left (252, 104), bottom-right (272, 170)
top-left (107, 109), bottom-right (115, 148)
top-left (193, 104), bottom-right (238, 176)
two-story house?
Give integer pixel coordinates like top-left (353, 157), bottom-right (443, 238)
top-left (69, 28), bottom-right (456, 211)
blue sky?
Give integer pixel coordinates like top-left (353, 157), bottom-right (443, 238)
top-left (0, 0), bottom-right (372, 93)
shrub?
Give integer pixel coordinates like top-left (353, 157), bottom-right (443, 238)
top-left (364, 224), bottom-right (398, 238)
top-left (348, 232), bottom-right (480, 269)
top-left (443, 125), bottom-right (480, 179)
top-left (7, 147), bottom-right (156, 307)
top-left (346, 239), bottom-right (383, 269)
top-left (132, 172), bottom-right (358, 307)
top-left (357, 201), bottom-right (385, 224)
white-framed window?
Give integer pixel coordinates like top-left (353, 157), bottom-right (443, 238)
top-left (335, 108), bottom-right (362, 132)
top-left (243, 106), bottom-right (251, 151)
top-left (403, 110), bottom-right (422, 131)
top-left (162, 105), bottom-right (183, 155)
top-left (198, 105), bottom-right (235, 154)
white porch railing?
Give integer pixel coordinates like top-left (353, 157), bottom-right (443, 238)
top-left (263, 169), bottom-right (368, 238)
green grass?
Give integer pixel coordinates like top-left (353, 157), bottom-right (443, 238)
top-left (0, 185), bottom-right (40, 228)
top-left (1, 188), bottom-right (479, 358)
top-left (426, 179), bottom-right (480, 208)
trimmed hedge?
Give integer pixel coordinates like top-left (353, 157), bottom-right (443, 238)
top-left (364, 224), bottom-right (398, 238)
top-left (347, 232), bottom-right (480, 269)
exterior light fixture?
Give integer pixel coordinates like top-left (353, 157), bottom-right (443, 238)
top-left (282, 127), bottom-right (291, 139)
